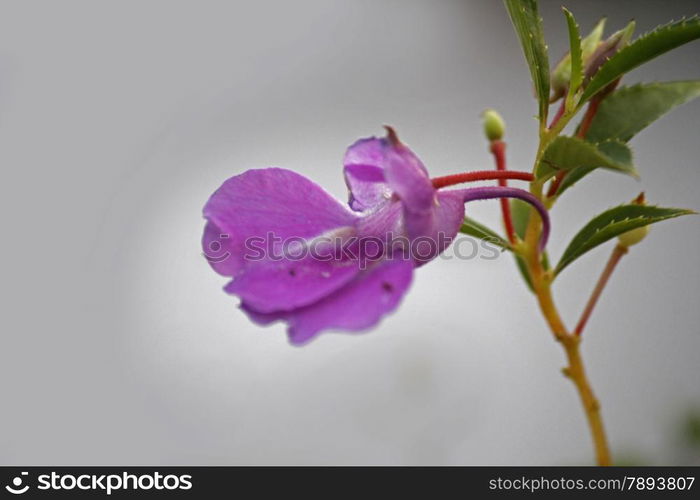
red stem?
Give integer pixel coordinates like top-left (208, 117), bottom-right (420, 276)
top-left (574, 244), bottom-right (628, 336)
top-left (546, 169), bottom-right (566, 198)
top-left (430, 169), bottom-right (533, 189)
top-left (490, 140), bottom-right (517, 244)
top-left (577, 98), bottom-right (600, 139)
top-left (548, 100), bottom-right (566, 129)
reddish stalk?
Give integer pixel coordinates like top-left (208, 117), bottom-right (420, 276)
top-left (487, 140), bottom-right (517, 243)
top-left (546, 171), bottom-right (566, 198)
top-left (574, 244), bottom-right (628, 336)
top-left (548, 100), bottom-right (566, 129)
top-left (576, 98), bottom-right (601, 140)
top-left (431, 169), bottom-right (533, 189)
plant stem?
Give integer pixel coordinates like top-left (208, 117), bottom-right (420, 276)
top-left (489, 141), bottom-right (517, 244)
top-left (576, 97), bottom-right (601, 139)
top-left (561, 335), bottom-right (611, 466)
top-left (575, 244), bottom-right (628, 336)
top-left (548, 100), bottom-right (566, 129)
top-left (431, 169), bottom-right (533, 189)
top-left (531, 256), bottom-right (612, 466)
top-left (518, 98), bottom-right (612, 465)
top-left (523, 184), bottom-right (611, 466)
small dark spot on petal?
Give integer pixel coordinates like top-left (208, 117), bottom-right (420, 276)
top-left (289, 269), bottom-right (297, 277)
top-left (382, 282), bottom-right (393, 293)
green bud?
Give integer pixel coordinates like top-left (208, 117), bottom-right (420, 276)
top-left (618, 192), bottom-right (649, 247)
top-left (550, 18), bottom-right (606, 102)
top-left (482, 109), bottom-right (505, 141)
top-left (584, 20), bottom-right (635, 83)
top-left (581, 18), bottom-right (607, 61)
top-left (550, 53), bottom-right (573, 102)
top-left (618, 225), bottom-right (649, 247)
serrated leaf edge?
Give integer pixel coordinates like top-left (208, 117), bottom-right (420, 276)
top-left (588, 80), bottom-right (700, 142)
top-left (555, 205), bottom-right (696, 275)
top-left (581, 16), bottom-right (700, 103)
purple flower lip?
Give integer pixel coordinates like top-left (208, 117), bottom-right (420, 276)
top-left (203, 129), bottom-right (549, 344)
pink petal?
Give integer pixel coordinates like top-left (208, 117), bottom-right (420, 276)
top-left (343, 137), bottom-right (391, 211)
top-left (242, 258), bottom-right (415, 345)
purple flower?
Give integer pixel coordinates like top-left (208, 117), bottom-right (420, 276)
top-left (203, 129), bottom-right (549, 345)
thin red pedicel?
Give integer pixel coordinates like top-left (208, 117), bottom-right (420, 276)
top-left (430, 169), bottom-right (533, 189)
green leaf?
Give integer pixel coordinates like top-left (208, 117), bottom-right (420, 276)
top-left (550, 16), bottom-right (604, 102)
top-left (511, 198), bottom-right (531, 239)
top-left (504, 0), bottom-right (550, 124)
top-left (563, 8), bottom-right (583, 106)
top-left (514, 254), bottom-right (534, 291)
top-left (536, 135), bottom-right (638, 180)
top-left (511, 199), bottom-right (534, 291)
top-left (586, 81), bottom-right (700, 143)
top-left (555, 204), bottom-right (695, 275)
top-left (555, 139), bottom-right (636, 194)
top-left (460, 217), bottom-right (511, 250)
top-left (581, 17), bottom-right (700, 104)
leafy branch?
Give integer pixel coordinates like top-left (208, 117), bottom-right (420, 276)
top-left (461, 1), bottom-right (700, 466)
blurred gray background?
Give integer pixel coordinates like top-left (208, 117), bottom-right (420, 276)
top-left (1, 0), bottom-right (699, 465)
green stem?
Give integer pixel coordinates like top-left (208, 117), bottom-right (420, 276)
top-left (524, 118), bottom-right (612, 466)
top-left (524, 221), bottom-right (612, 465)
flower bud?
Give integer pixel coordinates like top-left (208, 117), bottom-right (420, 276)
top-left (584, 20), bottom-right (635, 85)
top-left (482, 109), bottom-right (505, 141)
top-left (550, 18), bottom-right (606, 102)
top-left (618, 225), bottom-right (649, 247)
top-left (618, 192), bottom-right (649, 247)
top-left (581, 18), bottom-right (607, 60)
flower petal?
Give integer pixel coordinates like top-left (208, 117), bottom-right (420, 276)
top-left (382, 140), bottom-right (434, 214)
top-left (344, 134), bottom-right (466, 264)
top-left (204, 168), bottom-right (368, 312)
top-left (203, 167), bottom-right (359, 276)
top-left (343, 137), bottom-right (390, 211)
top-left (343, 133), bottom-right (436, 218)
top-left (242, 257), bottom-right (414, 345)
top-left (405, 190), bottom-right (466, 265)
top-left (224, 253), bottom-right (361, 314)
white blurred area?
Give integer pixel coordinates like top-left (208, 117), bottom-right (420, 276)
top-left (1, 0), bottom-right (699, 464)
